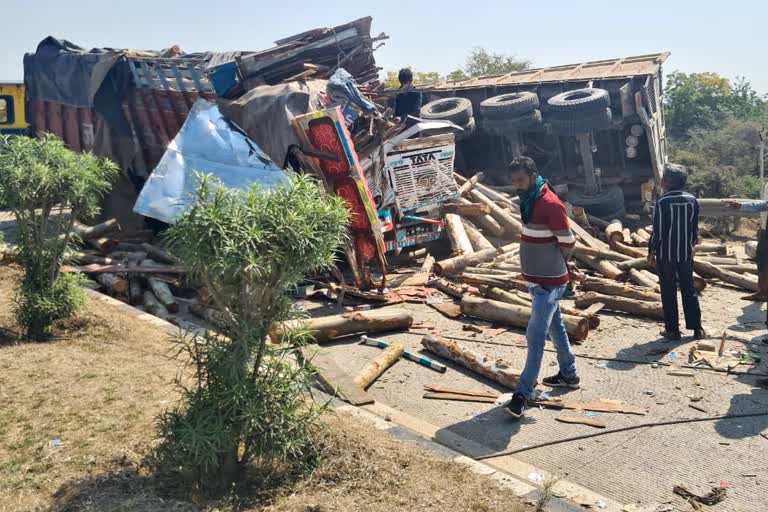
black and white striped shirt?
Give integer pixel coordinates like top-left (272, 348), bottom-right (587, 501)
top-left (648, 190), bottom-right (699, 262)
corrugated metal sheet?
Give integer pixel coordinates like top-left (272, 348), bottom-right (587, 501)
top-left (423, 52), bottom-right (670, 90)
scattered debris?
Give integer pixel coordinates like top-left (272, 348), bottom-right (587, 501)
top-left (421, 335), bottom-right (520, 388)
top-left (360, 335), bottom-right (446, 373)
top-left (555, 416), bottom-right (607, 429)
top-left (673, 485), bottom-right (727, 508)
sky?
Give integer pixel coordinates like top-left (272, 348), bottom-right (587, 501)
top-left (2, 0), bottom-right (767, 93)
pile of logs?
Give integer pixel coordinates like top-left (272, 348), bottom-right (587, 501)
top-left (422, 175), bottom-right (759, 335)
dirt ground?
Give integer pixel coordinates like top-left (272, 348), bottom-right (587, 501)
top-left (0, 264), bottom-right (527, 512)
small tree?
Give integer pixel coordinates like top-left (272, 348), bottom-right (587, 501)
top-left (464, 47), bottom-right (531, 77)
top-left (152, 173), bottom-right (348, 495)
top-left (0, 135), bottom-right (117, 339)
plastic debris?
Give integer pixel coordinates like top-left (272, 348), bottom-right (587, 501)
top-left (595, 500), bottom-right (607, 509)
top-left (48, 438), bottom-right (62, 448)
top-left (528, 471), bottom-right (544, 482)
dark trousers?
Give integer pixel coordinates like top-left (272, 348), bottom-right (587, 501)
top-left (656, 258), bottom-right (702, 332)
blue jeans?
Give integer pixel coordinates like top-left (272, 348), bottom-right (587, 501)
top-left (516, 284), bottom-right (577, 399)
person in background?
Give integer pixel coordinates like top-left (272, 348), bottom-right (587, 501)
top-left (504, 156), bottom-right (580, 419)
top-left (392, 68), bottom-right (422, 123)
top-left (727, 199), bottom-right (768, 303)
top-left (647, 163), bottom-right (706, 341)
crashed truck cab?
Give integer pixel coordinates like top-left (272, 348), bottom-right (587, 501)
top-left (415, 53), bottom-right (670, 219)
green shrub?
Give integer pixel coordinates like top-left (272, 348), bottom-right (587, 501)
top-left (151, 173), bottom-right (348, 496)
top-left (0, 135), bottom-right (117, 339)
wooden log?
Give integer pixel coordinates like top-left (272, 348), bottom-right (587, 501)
top-left (621, 227), bottom-right (632, 245)
top-left (610, 240), bottom-right (647, 258)
top-left (461, 295), bottom-right (590, 342)
top-left (431, 278), bottom-right (466, 299)
top-left (72, 218), bottom-right (120, 239)
top-left (575, 291), bottom-right (664, 320)
top-left (463, 221), bottom-right (495, 251)
top-left (272, 308), bottom-right (414, 343)
top-left (456, 172), bottom-right (483, 196)
top-left (630, 233), bottom-right (647, 247)
top-left (443, 202), bottom-right (491, 216)
top-left (435, 243), bottom-right (516, 275)
top-left (421, 335), bottom-right (521, 388)
top-left (616, 257), bottom-right (653, 272)
top-left (421, 254), bottom-right (435, 273)
top-left (636, 228), bottom-right (651, 243)
top-left (570, 219), bottom-right (609, 250)
top-left (720, 264), bottom-right (757, 275)
top-left (96, 273), bottom-right (129, 294)
top-left (468, 189), bottom-right (522, 237)
top-left (574, 253), bottom-right (623, 280)
top-left (573, 244), bottom-right (631, 262)
top-left (147, 277), bottom-right (179, 313)
top-left (570, 206), bottom-right (591, 229)
top-left (580, 278), bottom-right (661, 302)
top-left (459, 198), bottom-right (505, 238)
top-left (605, 219), bottom-right (624, 245)
top-left (141, 243), bottom-right (180, 265)
top-left (143, 290), bottom-right (170, 319)
top-left (460, 273), bottom-right (528, 293)
top-left (404, 248), bottom-right (427, 260)
top-left (352, 343), bottom-right (404, 389)
top-left (109, 251), bottom-right (147, 262)
top-left (693, 260), bottom-right (758, 292)
top-left (189, 301), bottom-right (227, 327)
top-left (483, 286), bottom-right (599, 329)
top-left (629, 268), bottom-right (658, 288)
top-left (466, 266), bottom-right (512, 276)
top-left (697, 256), bottom-right (741, 266)
top-left (696, 243), bottom-right (734, 257)
top-left (69, 252), bottom-right (117, 266)
top-left (87, 237), bottom-right (119, 255)
top-left (492, 262), bottom-right (522, 272)
top-left (585, 214), bottom-right (610, 230)
top-left (444, 213), bottom-right (474, 256)
top-left (115, 242), bottom-right (145, 252)
top-left (128, 279), bottom-right (143, 306)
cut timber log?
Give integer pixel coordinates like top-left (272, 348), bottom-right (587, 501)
top-left (456, 172), bottom-right (482, 196)
top-left (128, 279), bottom-right (143, 306)
top-left (570, 219), bottom-right (609, 251)
top-left (630, 233), bottom-right (647, 247)
top-left (693, 260), bottom-right (758, 292)
top-left (570, 206), bottom-right (591, 229)
top-left (72, 218), bottom-right (120, 239)
top-left (461, 273), bottom-right (528, 293)
top-left (574, 244), bottom-right (631, 262)
top-left (621, 227), bottom-right (632, 245)
top-left (87, 237), bottom-right (119, 255)
top-left (468, 189), bottom-right (522, 237)
top-left (697, 256), bottom-right (741, 266)
top-left (610, 241), bottom-right (647, 258)
top-left (461, 295), bottom-right (589, 342)
top-left (436, 243), bottom-right (516, 275)
top-left (189, 301), bottom-right (227, 327)
top-left (636, 228), bottom-right (651, 243)
top-left (574, 253), bottom-right (623, 280)
top-left (616, 257), bottom-right (653, 272)
top-left (629, 268), bottom-right (658, 288)
top-left (141, 243), bottom-right (179, 265)
top-left (443, 202), bottom-right (491, 216)
top-left (605, 219), bottom-right (624, 244)
top-left (69, 252), bottom-right (117, 266)
top-left (272, 308), bottom-right (414, 343)
top-left (460, 198), bottom-right (505, 238)
top-left (466, 267), bottom-right (511, 276)
top-left (575, 291), bottom-right (664, 320)
top-left (696, 243), bottom-right (734, 257)
top-left (352, 343), bottom-right (404, 389)
top-left (431, 278), bottom-right (466, 299)
top-left (483, 286), bottom-right (599, 329)
top-left (444, 213), bottom-right (474, 256)
top-left (586, 214), bottom-right (610, 230)
top-left (421, 335), bottom-right (521, 388)
top-left (463, 221), bottom-right (495, 251)
top-left (143, 290), bottom-right (170, 319)
top-left (96, 273), bottom-right (129, 294)
top-left (421, 254), bottom-right (435, 273)
top-left (580, 278), bottom-right (661, 302)
top-left (720, 264), bottom-right (757, 275)
top-left (147, 277), bottom-right (178, 313)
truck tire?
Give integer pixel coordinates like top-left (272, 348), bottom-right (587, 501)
top-left (481, 110), bottom-right (542, 135)
top-left (480, 92), bottom-right (539, 118)
top-left (566, 185), bottom-right (625, 219)
top-left (547, 88), bottom-right (610, 114)
top-left (420, 97), bottom-right (473, 125)
top-left (549, 108), bottom-right (613, 135)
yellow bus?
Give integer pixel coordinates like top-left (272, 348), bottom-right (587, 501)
top-left (0, 82), bottom-right (29, 135)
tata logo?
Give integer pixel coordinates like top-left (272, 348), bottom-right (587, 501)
top-left (416, 175), bottom-right (437, 190)
top-left (405, 150), bottom-right (440, 165)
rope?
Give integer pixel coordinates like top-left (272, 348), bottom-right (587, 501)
top-left (475, 411), bottom-right (768, 460)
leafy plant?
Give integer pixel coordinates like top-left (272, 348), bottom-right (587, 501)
top-left (151, 173), bottom-right (348, 496)
top-left (0, 134), bottom-right (117, 339)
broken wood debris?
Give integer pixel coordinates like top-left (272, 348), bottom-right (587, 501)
top-left (360, 335), bottom-right (446, 373)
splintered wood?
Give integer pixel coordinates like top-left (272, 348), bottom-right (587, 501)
top-left (421, 335), bottom-right (521, 388)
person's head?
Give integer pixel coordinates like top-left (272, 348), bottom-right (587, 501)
top-left (508, 156), bottom-right (539, 194)
top-left (398, 68), bottom-right (413, 86)
top-left (661, 163), bottom-right (688, 192)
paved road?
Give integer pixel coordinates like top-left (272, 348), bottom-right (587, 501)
top-left (317, 279), bottom-right (768, 511)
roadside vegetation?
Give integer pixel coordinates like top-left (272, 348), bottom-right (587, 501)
top-left (0, 134), bottom-right (116, 339)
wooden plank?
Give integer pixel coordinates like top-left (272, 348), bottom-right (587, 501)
top-left (423, 392), bottom-right (497, 403)
top-left (428, 301), bottom-right (463, 319)
top-left (423, 385), bottom-right (499, 398)
top-left (529, 399), bottom-right (647, 416)
top-left (311, 350), bottom-right (374, 406)
top-left (556, 415), bottom-right (607, 428)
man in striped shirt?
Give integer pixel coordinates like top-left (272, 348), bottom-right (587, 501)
top-left (504, 156), bottom-right (580, 419)
top-left (648, 163), bottom-right (705, 341)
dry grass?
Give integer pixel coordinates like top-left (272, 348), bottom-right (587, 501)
top-left (0, 264), bottom-right (527, 512)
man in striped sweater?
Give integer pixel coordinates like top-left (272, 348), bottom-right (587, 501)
top-left (504, 157), bottom-right (579, 419)
top-left (647, 163), bottom-right (705, 341)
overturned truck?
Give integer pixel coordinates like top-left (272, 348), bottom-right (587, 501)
top-left (417, 53), bottom-right (670, 218)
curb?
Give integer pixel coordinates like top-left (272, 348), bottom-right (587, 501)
top-left (85, 289), bottom-right (626, 511)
